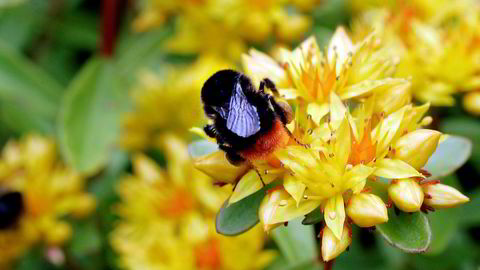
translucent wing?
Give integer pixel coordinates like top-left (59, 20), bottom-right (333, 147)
top-left (226, 82), bottom-right (260, 137)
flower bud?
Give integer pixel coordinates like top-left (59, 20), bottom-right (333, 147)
top-left (463, 91), bottom-right (480, 116)
top-left (374, 81), bottom-right (412, 115)
top-left (393, 129), bottom-right (442, 170)
top-left (193, 151), bottom-right (249, 184)
top-left (258, 188), bottom-right (290, 232)
top-left (388, 179), bottom-right (424, 212)
top-left (346, 193), bottom-right (388, 227)
top-left (45, 221), bottom-right (72, 246)
top-left (321, 225), bottom-right (352, 262)
top-left (423, 184), bottom-right (469, 208)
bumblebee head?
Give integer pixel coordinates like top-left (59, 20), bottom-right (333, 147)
top-left (0, 191), bottom-right (24, 229)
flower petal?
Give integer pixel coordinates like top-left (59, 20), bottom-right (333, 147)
top-left (328, 27), bottom-right (354, 76)
top-left (343, 164), bottom-right (375, 193)
top-left (307, 102), bottom-right (329, 124)
top-left (324, 194), bottom-right (346, 240)
top-left (284, 174), bottom-right (307, 207)
top-left (373, 158), bottom-right (424, 179)
top-left (229, 168), bottom-right (283, 205)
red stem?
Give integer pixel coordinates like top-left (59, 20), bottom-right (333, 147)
top-left (101, 0), bottom-right (117, 56)
top-left (324, 259), bottom-right (335, 270)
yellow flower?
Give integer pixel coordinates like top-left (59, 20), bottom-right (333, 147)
top-left (463, 91), bottom-right (480, 116)
top-left (120, 55), bottom-right (232, 150)
top-left (242, 27), bottom-right (409, 124)
top-left (351, 0), bottom-right (480, 111)
top-left (134, 0), bottom-right (314, 60)
top-left (194, 31), bottom-right (468, 261)
top-left (111, 135), bottom-right (275, 270)
top-left (0, 135), bottom-right (94, 268)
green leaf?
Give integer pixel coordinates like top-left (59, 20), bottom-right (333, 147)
top-left (216, 183), bottom-right (274, 236)
top-left (423, 135), bottom-right (472, 180)
top-left (271, 218), bottom-right (318, 264)
top-left (115, 27), bottom-right (172, 86)
top-left (0, 40), bottom-right (62, 134)
top-left (58, 57), bottom-right (130, 175)
top-left (66, 220), bottom-right (103, 269)
top-left (440, 117), bottom-right (480, 164)
top-left (376, 210), bottom-right (431, 253)
top-left (188, 140), bottom-right (218, 158)
top-left (458, 190), bottom-right (480, 226)
top-left (302, 207), bottom-right (324, 225)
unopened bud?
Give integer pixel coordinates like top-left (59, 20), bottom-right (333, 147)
top-left (423, 184), bottom-right (469, 208)
top-left (193, 151), bottom-right (249, 184)
top-left (388, 179), bottom-right (424, 212)
top-left (258, 188), bottom-right (290, 232)
top-left (375, 81), bottom-right (412, 115)
top-left (463, 91), bottom-right (480, 116)
top-left (321, 225), bottom-right (352, 262)
top-left (346, 193), bottom-right (388, 227)
top-left (393, 129), bottom-right (441, 170)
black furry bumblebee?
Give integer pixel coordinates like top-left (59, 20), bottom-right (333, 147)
top-left (0, 191), bottom-right (23, 229)
top-left (201, 69), bottom-right (301, 170)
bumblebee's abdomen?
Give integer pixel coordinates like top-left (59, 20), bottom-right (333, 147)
top-left (239, 119), bottom-right (290, 162)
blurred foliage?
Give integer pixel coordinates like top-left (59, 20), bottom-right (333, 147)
top-left (0, 0), bottom-right (477, 269)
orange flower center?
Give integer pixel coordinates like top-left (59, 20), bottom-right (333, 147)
top-left (157, 189), bottom-right (195, 218)
top-left (348, 120), bottom-right (377, 166)
top-left (195, 238), bottom-right (222, 270)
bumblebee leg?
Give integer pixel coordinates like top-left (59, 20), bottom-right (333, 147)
top-left (268, 95), bottom-right (293, 124)
top-left (253, 167), bottom-right (266, 186)
top-left (224, 150), bottom-right (246, 166)
top-left (204, 124), bottom-right (217, 138)
top-left (259, 78), bottom-right (279, 95)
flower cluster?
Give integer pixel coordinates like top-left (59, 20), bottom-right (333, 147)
top-left (0, 135), bottom-right (95, 268)
top-left (350, 0), bottom-right (480, 115)
top-left (194, 28), bottom-right (469, 261)
top-left (133, 0), bottom-right (317, 59)
top-left (120, 55), bottom-right (232, 150)
top-left (111, 135), bottom-right (275, 270)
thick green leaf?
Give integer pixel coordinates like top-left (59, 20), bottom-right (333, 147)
top-left (302, 207), bottom-right (324, 225)
top-left (188, 140), bottom-right (218, 158)
top-left (216, 183), bottom-right (274, 236)
top-left (376, 210), bottom-right (432, 253)
top-left (272, 218), bottom-right (318, 264)
top-left (58, 57), bottom-right (130, 175)
top-left (440, 117), bottom-right (480, 164)
top-left (423, 135), bottom-right (472, 180)
top-left (0, 40), bottom-right (62, 134)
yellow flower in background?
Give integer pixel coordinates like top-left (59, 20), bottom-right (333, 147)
top-left (133, 0), bottom-right (315, 60)
top-left (0, 135), bottom-right (95, 268)
top-left (351, 0), bottom-right (480, 112)
top-left (111, 135), bottom-right (275, 270)
top-left (120, 55), bottom-right (232, 150)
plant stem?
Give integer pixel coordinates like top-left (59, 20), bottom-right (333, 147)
top-left (101, 0), bottom-right (118, 56)
top-left (324, 259), bottom-right (335, 270)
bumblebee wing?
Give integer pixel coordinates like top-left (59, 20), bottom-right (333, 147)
top-left (226, 82), bottom-right (261, 138)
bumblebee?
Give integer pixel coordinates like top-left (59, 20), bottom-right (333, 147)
top-left (0, 191), bottom-right (23, 229)
top-left (201, 70), bottom-right (301, 174)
